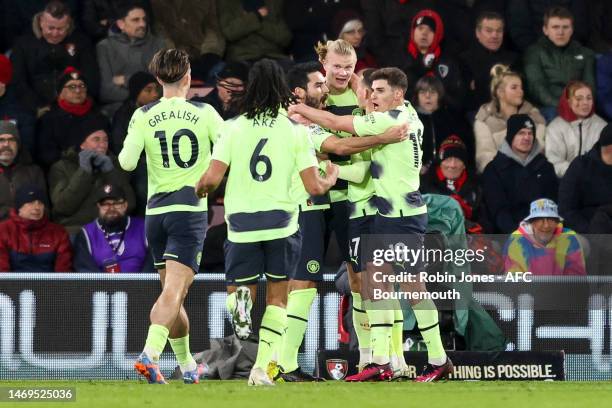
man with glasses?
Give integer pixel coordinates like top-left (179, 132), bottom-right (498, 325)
top-left (0, 120), bottom-right (46, 221)
top-left (73, 182), bottom-right (151, 272)
top-left (10, 0), bottom-right (98, 117)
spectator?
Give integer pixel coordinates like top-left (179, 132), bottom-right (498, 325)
top-left (482, 114), bottom-right (558, 233)
top-left (192, 61), bottom-right (248, 120)
top-left (284, 0), bottom-right (360, 63)
top-left (474, 64), bottom-right (546, 174)
top-left (503, 198), bottom-right (586, 276)
top-left (217, 0), bottom-right (292, 64)
top-left (332, 9), bottom-right (376, 74)
top-left (0, 185), bottom-right (72, 272)
top-left (48, 118), bottom-right (135, 233)
top-left (96, 2), bottom-right (164, 116)
top-left (459, 11), bottom-right (518, 115)
top-left (10, 0), bottom-right (99, 117)
top-left (81, 0), bottom-right (153, 43)
top-left (559, 124), bottom-right (612, 234)
top-left (0, 55), bottom-right (36, 158)
top-left (587, 0), bottom-right (612, 54)
top-left (401, 9), bottom-right (465, 111)
top-left (73, 182), bottom-right (150, 272)
top-left (151, 0), bottom-right (224, 80)
top-left (523, 6), bottom-right (595, 123)
top-left (545, 81), bottom-right (607, 178)
top-left (507, 0), bottom-right (589, 52)
top-left (413, 76), bottom-right (474, 172)
top-left (420, 135), bottom-right (482, 228)
top-left (596, 52), bottom-right (612, 121)
top-left (37, 67), bottom-right (108, 169)
top-left (111, 72), bottom-right (160, 213)
top-left (0, 121), bottom-right (47, 221)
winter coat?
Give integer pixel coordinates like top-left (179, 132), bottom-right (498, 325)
top-left (503, 221), bottom-right (586, 276)
top-left (151, 0), bottom-right (224, 58)
top-left (10, 12), bottom-right (99, 113)
top-left (0, 151), bottom-right (47, 221)
top-left (96, 29), bottom-right (165, 105)
top-left (48, 148), bottom-right (135, 231)
top-left (81, 0), bottom-right (153, 43)
top-left (559, 145), bottom-right (612, 233)
top-left (507, 0), bottom-right (589, 51)
top-left (596, 52), bottom-right (612, 121)
top-left (474, 101), bottom-right (546, 173)
top-left (482, 140), bottom-right (558, 234)
top-left (458, 42), bottom-right (518, 112)
top-left (545, 115), bottom-right (607, 178)
top-left (217, 0), bottom-right (291, 62)
top-left (588, 0), bottom-right (612, 53)
top-left (0, 210), bottom-right (72, 272)
top-left (0, 86), bottom-right (36, 156)
top-left (524, 37), bottom-right (595, 108)
top-left (36, 103), bottom-right (108, 168)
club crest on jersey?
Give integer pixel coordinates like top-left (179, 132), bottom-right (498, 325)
top-left (326, 359), bottom-right (348, 380)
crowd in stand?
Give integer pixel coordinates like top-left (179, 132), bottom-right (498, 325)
top-left (0, 0), bottom-right (611, 274)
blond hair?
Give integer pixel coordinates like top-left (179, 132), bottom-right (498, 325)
top-left (315, 39), bottom-right (356, 62)
top-left (490, 64), bottom-right (521, 107)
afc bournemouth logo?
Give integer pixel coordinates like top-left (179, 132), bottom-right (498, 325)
top-left (103, 184), bottom-right (112, 194)
top-left (65, 43), bottom-right (76, 56)
top-left (326, 359), bottom-right (348, 380)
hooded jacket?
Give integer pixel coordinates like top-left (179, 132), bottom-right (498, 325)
top-left (10, 12), bottom-right (99, 112)
top-left (545, 85), bottom-right (607, 178)
top-left (402, 9), bottom-right (465, 111)
top-left (482, 140), bottom-right (558, 233)
top-left (96, 28), bottom-right (165, 105)
top-left (474, 100), bottom-right (546, 173)
top-left (559, 144), bottom-right (612, 233)
top-left (503, 221), bottom-right (586, 276)
top-left (0, 210), bottom-right (72, 272)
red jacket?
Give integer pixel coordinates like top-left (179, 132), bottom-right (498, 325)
top-left (0, 210), bottom-right (73, 272)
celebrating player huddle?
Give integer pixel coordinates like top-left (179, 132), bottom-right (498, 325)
top-left (119, 43), bottom-right (451, 386)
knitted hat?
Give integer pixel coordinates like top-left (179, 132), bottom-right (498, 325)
top-left (0, 120), bottom-right (19, 141)
top-left (56, 66), bottom-right (87, 94)
top-left (415, 15), bottom-right (437, 33)
top-left (216, 61), bottom-right (249, 83)
top-left (77, 115), bottom-right (109, 147)
top-left (600, 124), bottom-right (612, 147)
top-left (505, 114), bottom-right (535, 145)
top-left (438, 135), bottom-right (467, 164)
top-left (0, 54), bottom-right (12, 85)
top-left (332, 9), bottom-right (363, 39)
top-left (14, 185), bottom-right (46, 210)
top-left (128, 71), bottom-right (157, 101)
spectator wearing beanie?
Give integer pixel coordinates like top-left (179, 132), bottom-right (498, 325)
top-left (333, 9), bottom-right (377, 74)
top-left (0, 120), bottom-right (47, 221)
top-left (421, 135), bottom-right (482, 229)
top-left (10, 0), bottom-right (99, 116)
top-left (0, 54), bottom-right (36, 158)
top-left (192, 61), bottom-right (249, 120)
top-left (96, 2), bottom-right (165, 116)
top-left (48, 116), bottom-right (135, 233)
top-left (0, 185), bottom-right (72, 272)
top-left (482, 114), bottom-right (558, 234)
top-left (401, 9), bottom-right (465, 111)
top-left (545, 81), bottom-right (607, 178)
top-left (559, 124), bottom-right (612, 234)
top-left (37, 67), bottom-right (108, 168)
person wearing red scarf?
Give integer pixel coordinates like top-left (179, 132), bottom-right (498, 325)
top-left (402, 9), bottom-right (466, 111)
top-left (36, 67), bottom-right (107, 168)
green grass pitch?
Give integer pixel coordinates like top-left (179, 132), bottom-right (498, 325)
top-left (3, 380), bottom-right (610, 408)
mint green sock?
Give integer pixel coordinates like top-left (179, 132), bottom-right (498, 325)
top-left (413, 299), bottom-right (447, 365)
top-left (254, 305), bottom-right (287, 370)
top-left (365, 302), bottom-right (393, 365)
top-left (278, 288), bottom-right (316, 372)
top-left (226, 292), bottom-right (236, 316)
top-left (143, 324), bottom-right (169, 362)
top-left (169, 335), bottom-right (197, 373)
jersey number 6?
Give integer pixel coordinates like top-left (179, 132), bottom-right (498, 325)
top-left (250, 138), bottom-right (272, 182)
top-left (154, 129), bottom-right (199, 168)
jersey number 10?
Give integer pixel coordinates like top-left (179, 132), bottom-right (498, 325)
top-left (154, 129), bottom-right (199, 168)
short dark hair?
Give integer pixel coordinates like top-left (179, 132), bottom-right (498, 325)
top-left (149, 49), bottom-right (190, 84)
top-left (117, 1), bottom-right (147, 20)
top-left (360, 68), bottom-right (376, 89)
top-left (370, 67), bottom-right (408, 92)
top-left (413, 75), bottom-right (445, 105)
top-left (44, 0), bottom-right (71, 19)
top-left (287, 61), bottom-right (322, 91)
top-left (543, 6), bottom-right (574, 26)
top-left (476, 11), bottom-right (504, 30)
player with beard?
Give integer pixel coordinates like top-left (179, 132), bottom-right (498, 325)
top-left (290, 67), bottom-right (453, 382)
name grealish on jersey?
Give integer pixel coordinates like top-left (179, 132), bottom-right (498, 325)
top-left (147, 110), bottom-right (200, 127)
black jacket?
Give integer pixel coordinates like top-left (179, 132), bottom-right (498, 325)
top-left (559, 145), bottom-right (612, 233)
top-left (482, 141), bottom-right (558, 233)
